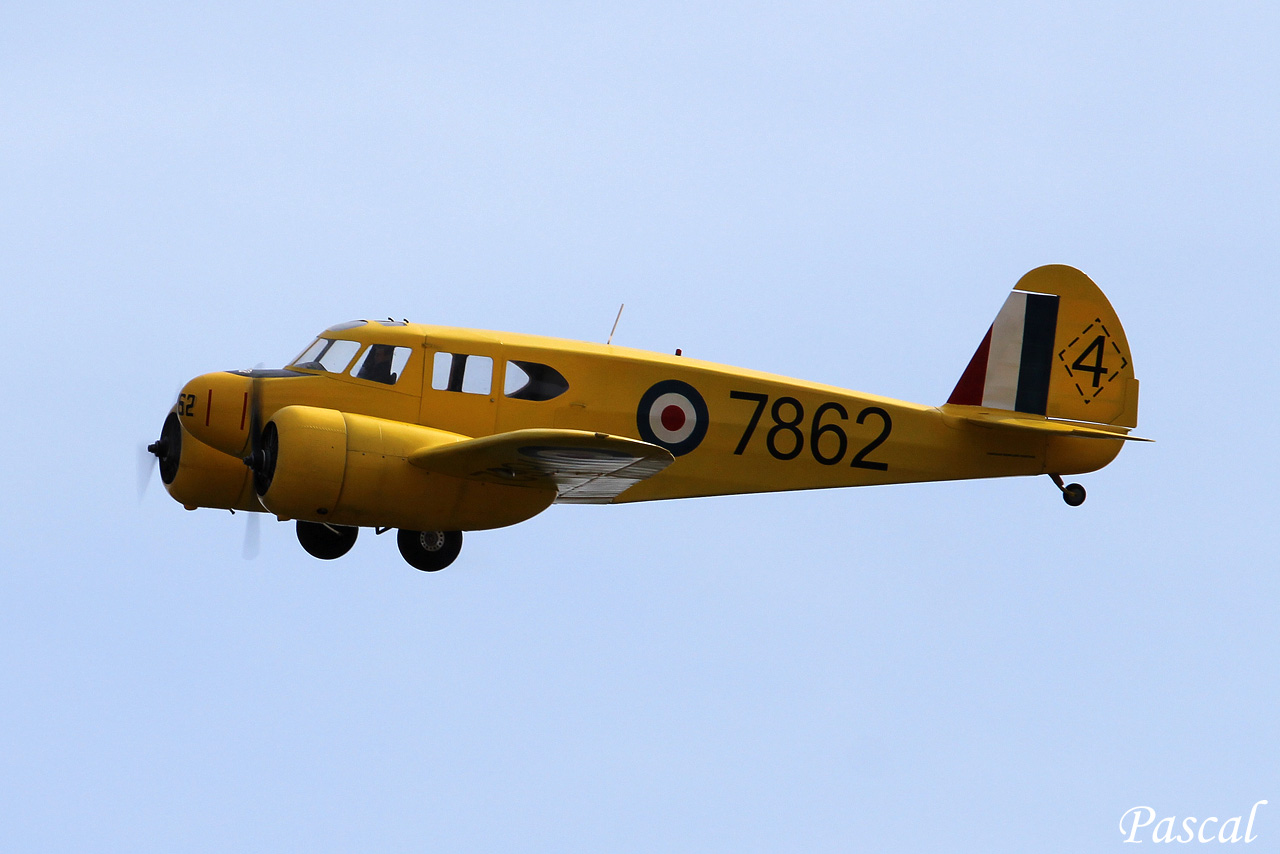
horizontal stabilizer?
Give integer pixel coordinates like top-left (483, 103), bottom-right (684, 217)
top-left (945, 406), bottom-right (1153, 442)
top-left (408, 428), bottom-right (674, 503)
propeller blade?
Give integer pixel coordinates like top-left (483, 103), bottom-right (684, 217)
top-left (140, 384), bottom-right (184, 502)
top-left (242, 511), bottom-right (261, 560)
top-left (244, 371), bottom-right (264, 491)
top-left (243, 365), bottom-right (279, 496)
top-left (249, 374), bottom-right (263, 455)
top-left (137, 442), bottom-right (157, 501)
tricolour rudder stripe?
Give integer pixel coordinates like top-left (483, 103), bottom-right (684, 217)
top-left (1012, 292), bottom-right (1059, 415)
top-left (946, 325), bottom-right (992, 406)
top-left (949, 289), bottom-right (1060, 413)
top-left (980, 291), bottom-right (1031, 410)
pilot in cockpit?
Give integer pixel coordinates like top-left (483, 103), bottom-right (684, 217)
top-left (357, 344), bottom-right (397, 384)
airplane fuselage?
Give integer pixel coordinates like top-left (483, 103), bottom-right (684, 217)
top-left (173, 323), bottom-right (1119, 514)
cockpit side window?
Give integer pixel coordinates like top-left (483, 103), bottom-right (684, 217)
top-left (432, 352), bottom-right (493, 395)
top-left (503, 360), bottom-right (569, 401)
top-left (349, 344), bottom-right (413, 385)
top-left (291, 338), bottom-right (362, 373)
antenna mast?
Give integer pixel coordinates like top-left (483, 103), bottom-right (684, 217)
top-left (607, 304), bottom-right (625, 345)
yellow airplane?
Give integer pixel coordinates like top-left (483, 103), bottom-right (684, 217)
top-left (145, 264), bottom-right (1147, 571)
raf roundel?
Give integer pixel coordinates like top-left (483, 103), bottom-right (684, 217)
top-left (636, 380), bottom-right (709, 456)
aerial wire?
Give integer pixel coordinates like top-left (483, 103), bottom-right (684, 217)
top-left (607, 304), bottom-right (625, 345)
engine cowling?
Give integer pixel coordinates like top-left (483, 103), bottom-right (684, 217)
top-left (255, 405), bottom-right (555, 532)
top-left (153, 412), bottom-right (258, 512)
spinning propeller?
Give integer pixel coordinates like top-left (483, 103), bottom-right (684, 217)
top-left (145, 412), bottom-right (182, 491)
top-left (240, 370), bottom-right (278, 496)
top-left (137, 441), bottom-right (157, 500)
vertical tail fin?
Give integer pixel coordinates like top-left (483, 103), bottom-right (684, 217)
top-left (947, 265), bottom-right (1139, 428)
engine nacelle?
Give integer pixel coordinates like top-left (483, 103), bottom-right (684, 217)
top-left (155, 412), bottom-right (259, 512)
top-left (257, 405), bottom-right (555, 531)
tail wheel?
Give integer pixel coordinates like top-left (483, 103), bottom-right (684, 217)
top-left (1048, 474), bottom-right (1087, 507)
top-left (1061, 483), bottom-right (1087, 507)
top-left (397, 529), bottom-right (463, 572)
top-left (297, 520), bottom-right (358, 559)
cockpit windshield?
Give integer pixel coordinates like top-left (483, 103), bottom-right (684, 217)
top-left (290, 338), bottom-right (362, 373)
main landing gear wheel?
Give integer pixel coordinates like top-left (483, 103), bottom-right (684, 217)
top-left (297, 520), bottom-right (358, 559)
top-left (1048, 474), bottom-right (1087, 507)
top-left (398, 529), bottom-right (462, 572)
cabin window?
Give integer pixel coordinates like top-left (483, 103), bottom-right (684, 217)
top-left (432, 352), bottom-right (493, 395)
top-left (349, 344), bottom-right (413, 385)
top-left (504, 360), bottom-right (569, 401)
top-left (291, 338), bottom-right (362, 373)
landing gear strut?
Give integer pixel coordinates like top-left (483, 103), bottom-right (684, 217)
top-left (297, 520), bottom-right (359, 559)
top-left (398, 529), bottom-right (463, 572)
top-left (1049, 474), bottom-right (1086, 507)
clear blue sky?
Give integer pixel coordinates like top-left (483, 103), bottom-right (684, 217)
top-left (2, 3), bottom-right (1277, 851)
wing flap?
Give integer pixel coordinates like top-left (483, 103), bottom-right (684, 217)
top-left (408, 429), bottom-right (675, 503)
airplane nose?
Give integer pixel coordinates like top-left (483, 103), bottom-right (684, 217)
top-left (147, 411), bottom-right (183, 484)
top-left (174, 371), bottom-right (256, 458)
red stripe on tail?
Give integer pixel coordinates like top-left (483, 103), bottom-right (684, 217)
top-left (948, 325), bottom-right (993, 405)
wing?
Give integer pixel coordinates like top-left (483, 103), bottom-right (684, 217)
top-left (407, 428), bottom-right (675, 503)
